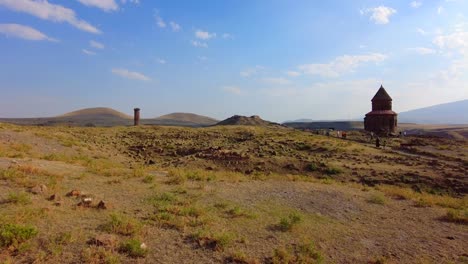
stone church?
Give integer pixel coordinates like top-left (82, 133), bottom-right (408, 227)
top-left (364, 85), bottom-right (398, 134)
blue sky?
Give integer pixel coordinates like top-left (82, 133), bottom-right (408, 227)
top-left (0, 0), bottom-right (467, 121)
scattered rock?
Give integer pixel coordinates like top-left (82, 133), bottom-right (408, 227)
top-left (30, 184), bottom-right (48, 195)
top-left (78, 197), bottom-right (93, 207)
top-left (67, 190), bottom-right (81, 197)
top-left (96, 200), bottom-right (108, 210)
top-left (140, 243), bottom-right (147, 250)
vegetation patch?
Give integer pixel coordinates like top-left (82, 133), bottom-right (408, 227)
top-left (189, 229), bottom-right (235, 251)
top-left (442, 209), bottom-right (468, 225)
top-left (119, 238), bottom-right (148, 258)
top-left (102, 213), bottom-right (142, 236)
top-left (0, 223), bottom-right (38, 249)
top-left (367, 193), bottom-right (386, 205)
top-left (272, 241), bottom-right (323, 264)
top-left (277, 212), bottom-right (303, 232)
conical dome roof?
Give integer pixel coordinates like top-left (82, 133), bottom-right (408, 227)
top-left (372, 85), bottom-right (392, 101)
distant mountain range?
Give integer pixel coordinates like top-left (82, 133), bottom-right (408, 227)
top-left (0, 107), bottom-right (219, 127)
top-left (1, 99), bottom-right (467, 127)
top-left (398, 99), bottom-right (468, 124)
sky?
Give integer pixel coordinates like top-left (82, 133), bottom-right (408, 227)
top-left (0, 0), bottom-right (467, 122)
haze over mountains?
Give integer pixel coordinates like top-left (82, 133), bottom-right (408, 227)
top-left (398, 99), bottom-right (468, 124)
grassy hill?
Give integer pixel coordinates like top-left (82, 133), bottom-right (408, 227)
top-left (59, 107), bottom-right (132, 119)
top-left (216, 115), bottom-right (281, 127)
top-left (143, 112), bottom-right (218, 127)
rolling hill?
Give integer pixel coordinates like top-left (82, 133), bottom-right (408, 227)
top-left (59, 107), bottom-right (132, 119)
top-left (216, 115), bottom-right (281, 127)
top-left (399, 99), bottom-right (468, 124)
top-left (142, 112), bottom-right (218, 127)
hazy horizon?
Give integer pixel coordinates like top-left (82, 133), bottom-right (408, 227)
top-left (1, 0), bottom-right (468, 122)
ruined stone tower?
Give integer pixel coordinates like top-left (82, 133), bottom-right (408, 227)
top-left (134, 108), bottom-right (140, 126)
top-left (364, 85), bottom-right (397, 134)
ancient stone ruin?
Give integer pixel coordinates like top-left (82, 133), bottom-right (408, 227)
top-left (134, 108), bottom-right (140, 126)
top-left (364, 85), bottom-right (398, 134)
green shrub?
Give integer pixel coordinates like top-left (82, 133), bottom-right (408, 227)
top-left (103, 213), bottom-right (142, 236)
top-left (278, 212), bottom-right (303, 231)
top-left (367, 193), bottom-right (386, 205)
top-left (119, 239), bottom-right (147, 258)
top-left (306, 163), bottom-right (318, 172)
top-left (0, 224), bottom-right (38, 248)
top-left (443, 209), bottom-right (468, 225)
top-left (324, 167), bottom-right (342, 175)
top-left (142, 175), bottom-right (154, 184)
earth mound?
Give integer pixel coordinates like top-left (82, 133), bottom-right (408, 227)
top-left (216, 115), bottom-right (280, 126)
top-left (154, 113), bottom-right (218, 126)
top-left (59, 107), bottom-right (132, 119)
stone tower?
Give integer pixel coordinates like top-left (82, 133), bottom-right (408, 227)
top-left (364, 85), bottom-right (397, 134)
top-left (134, 108), bottom-right (140, 126)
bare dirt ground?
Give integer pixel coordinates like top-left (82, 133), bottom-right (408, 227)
top-left (0, 123), bottom-right (466, 263)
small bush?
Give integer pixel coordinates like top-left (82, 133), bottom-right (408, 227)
top-left (278, 212), bottom-right (303, 232)
top-left (324, 167), bottom-right (342, 175)
top-left (443, 209), bottom-right (468, 225)
top-left (142, 175), bottom-right (154, 184)
top-left (306, 163), bottom-right (318, 172)
top-left (103, 213), bottom-right (142, 236)
top-left (166, 171), bottom-right (186, 185)
top-left (0, 224), bottom-right (38, 248)
top-left (367, 193), bottom-right (386, 205)
top-left (119, 238), bottom-right (147, 258)
top-left (272, 242), bottom-right (323, 264)
top-left (189, 230), bottom-right (234, 251)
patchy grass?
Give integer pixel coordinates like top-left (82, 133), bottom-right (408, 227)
top-left (0, 223), bottom-right (38, 249)
top-left (102, 213), bottom-right (143, 236)
top-left (5, 192), bottom-right (32, 205)
top-left (119, 238), bottom-right (148, 258)
top-left (442, 209), bottom-right (468, 225)
top-left (189, 229), bottom-right (235, 251)
top-left (272, 241), bottom-right (323, 264)
top-left (277, 212), bottom-right (303, 232)
top-left (379, 185), bottom-right (467, 209)
top-left (367, 193), bottom-right (386, 205)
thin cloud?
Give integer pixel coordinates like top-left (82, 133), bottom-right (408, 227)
top-left (222, 33), bottom-right (234, 39)
top-left (191, 40), bottom-right (208, 48)
top-left (90, 40), bottom-right (104, 49)
top-left (0, 0), bottom-right (101, 34)
top-left (77, 0), bottom-right (118, 12)
top-left (195, 30), bottom-right (216, 40)
top-left (298, 53), bottom-right (388, 78)
top-left (408, 47), bottom-right (436, 55)
top-left (82, 49), bottom-right (96, 55)
top-left (154, 10), bottom-right (166, 28)
top-left (170, 21), bottom-right (181, 32)
top-left (410, 1), bottom-right (422, 8)
top-left (360, 6), bottom-right (397, 25)
top-left (111, 68), bottom-right (151, 81)
top-left (223, 86), bottom-right (244, 95)
top-left (240, 66), bottom-right (264, 77)
top-left (0, 23), bottom-right (58, 42)
top-left (286, 71), bottom-right (301, 77)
